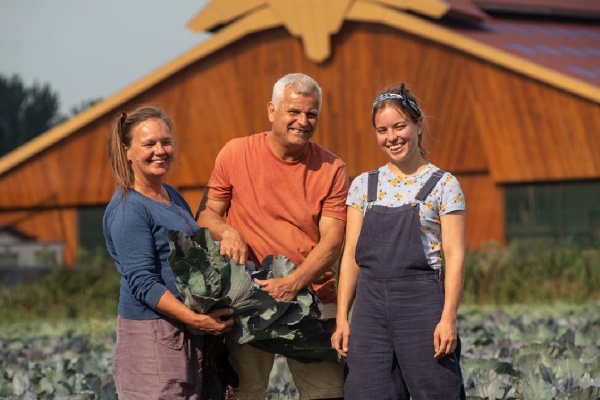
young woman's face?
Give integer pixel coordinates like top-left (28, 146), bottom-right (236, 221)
top-left (125, 118), bottom-right (173, 183)
top-left (374, 106), bottom-right (422, 166)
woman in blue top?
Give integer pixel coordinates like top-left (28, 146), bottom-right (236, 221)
top-left (103, 105), bottom-right (234, 399)
top-left (331, 84), bottom-right (466, 399)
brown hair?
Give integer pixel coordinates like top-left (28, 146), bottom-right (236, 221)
top-left (371, 83), bottom-right (429, 157)
top-left (106, 105), bottom-right (174, 200)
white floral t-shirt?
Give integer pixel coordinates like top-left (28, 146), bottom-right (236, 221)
top-left (346, 163), bottom-right (466, 269)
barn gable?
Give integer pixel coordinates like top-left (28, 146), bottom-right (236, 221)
top-left (1, 0), bottom-right (599, 262)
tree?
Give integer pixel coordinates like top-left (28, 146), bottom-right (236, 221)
top-left (69, 98), bottom-right (102, 116)
top-left (0, 74), bottom-right (63, 157)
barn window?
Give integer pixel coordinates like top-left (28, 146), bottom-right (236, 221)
top-left (78, 207), bottom-right (108, 254)
top-left (505, 181), bottom-right (600, 246)
top-left (0, 252), bottom-right (19, 268)
top-left (34, 249), bottom-right (58, 266)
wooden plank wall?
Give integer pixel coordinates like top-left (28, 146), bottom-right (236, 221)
top-left (471, 67), bottom-right (600, 183)
top-left (2, 21), bottom-right (599, 260)
top-left (454, 173), bottom-right (505, 249)
top-left (0, 209), bottom-right (78, 265)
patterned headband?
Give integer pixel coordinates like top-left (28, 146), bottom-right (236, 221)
top-left (372, 93), bottom-right (421, 117)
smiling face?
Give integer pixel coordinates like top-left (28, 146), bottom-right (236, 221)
top-left (125, 118), bottom-right (173, 186)
top-left (374, 106), bottom-right (423, 169)
top-left (267, 86), bottom-right (319, 160)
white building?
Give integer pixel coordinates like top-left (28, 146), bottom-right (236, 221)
top-left (0, 226), bottom-right (65, 268)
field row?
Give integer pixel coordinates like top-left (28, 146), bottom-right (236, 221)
top-left (1, 302), bottom-right (599, 399)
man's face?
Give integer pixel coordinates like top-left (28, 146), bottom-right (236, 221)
top-left (267, 87), bottom-right (320, 153)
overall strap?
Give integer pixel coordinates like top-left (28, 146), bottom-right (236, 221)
top-left (415, 169), bottom-right (447, 202)
top-left (366, 170), bottom-right (379, 203)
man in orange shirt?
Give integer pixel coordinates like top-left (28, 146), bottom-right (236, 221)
top-left (197, 73), bottom-right (348, 400)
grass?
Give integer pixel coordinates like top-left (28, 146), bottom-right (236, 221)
top-left (1, 240), bottom-right (599, 323)
top-left (462, 239), bottom-right (600, 305)
top-left (0, 249), bottom-right (120, 323)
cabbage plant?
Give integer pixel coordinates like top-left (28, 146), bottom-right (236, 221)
top-left (167, 229), bottom-right (340, 398)
top-left (167, 229), bottom-right (337, 358)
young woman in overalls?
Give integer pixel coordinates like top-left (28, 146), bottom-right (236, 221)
top-left (331, 83), bottom-right (467, 400)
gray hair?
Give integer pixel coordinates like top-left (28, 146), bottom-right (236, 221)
top-left (271, 73), bottom-right (322, 112)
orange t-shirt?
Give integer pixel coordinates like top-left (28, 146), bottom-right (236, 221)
top-left (204, 132), bottom-right (349, 303)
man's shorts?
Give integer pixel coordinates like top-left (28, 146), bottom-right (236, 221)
top-left (226, 302), bottom-right (344, 400)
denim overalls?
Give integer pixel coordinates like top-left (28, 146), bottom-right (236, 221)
top-left (344, 169), bottom-right (466, 400)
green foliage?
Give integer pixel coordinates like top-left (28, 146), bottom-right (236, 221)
top-left (0, 249), bottom-right (120, 323)
top-left (167, 229), bottom-right (339, 400)
top-left (462, 240), bottom-right (600, 305)
top-left (167, 229), bottom-right (339, 363)
top-left (2, 237), bottom-right (600, 398)
top-left (460, 302), bottom-right (600, 400)
top-left (0, 73), bottom-right (62, 156)
top-left (1, 303), bottom-right (599, 399)
top-left (69, 98), bottom-right (102, 116)
top-left (267, 356), bottom-right (298, 399)
top-left (1, 238), bottom-right (598, 325)
top-left (0, 73), bottom-right (104, 156)
top-left (0, 318), bottom-right (117, 399)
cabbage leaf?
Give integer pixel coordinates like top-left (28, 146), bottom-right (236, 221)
top-left (167, 229), bottom-right (339, 364)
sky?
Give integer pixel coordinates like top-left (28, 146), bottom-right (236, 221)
top-left (0, 0), bottom-right (211, 114)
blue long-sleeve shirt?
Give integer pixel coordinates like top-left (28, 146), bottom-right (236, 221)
top-left (103, 184), bottom-right (199, 319)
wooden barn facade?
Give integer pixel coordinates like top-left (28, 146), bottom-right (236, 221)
top-left (1, 0), bottom-right (599, 265)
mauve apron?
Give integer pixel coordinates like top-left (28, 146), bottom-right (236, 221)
top-left (344, 169), bottom-right (465, 400)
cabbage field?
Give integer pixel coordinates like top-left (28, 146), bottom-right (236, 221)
top-left (1, 302), bottom-right (599, 400)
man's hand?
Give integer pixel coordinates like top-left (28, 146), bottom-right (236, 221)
top-left (197, 197), bottom-right (249, 265)
top-left (253, 276), bottom-right (300, 301)
top-left (219, 230), bottom-right (248, 265)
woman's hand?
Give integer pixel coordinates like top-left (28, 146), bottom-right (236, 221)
top-left (225, 384), bottom-right (236, 400)
top-left (331, 320), bottom-right (351, 357)
top-left (433, 317), bottom-right (457, 359)
top-left (191, 308), bottom-right (235, 336)
top-left (156, 292), bottom-right (235, 335)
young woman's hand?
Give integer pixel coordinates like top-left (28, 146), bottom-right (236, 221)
top-left (331, 320), bottom-right (351, 357)
top-left (433, 317), bottom-right (457, 359)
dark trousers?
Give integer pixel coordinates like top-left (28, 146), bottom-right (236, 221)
top-left (344, 274), bottom-right (465, 400)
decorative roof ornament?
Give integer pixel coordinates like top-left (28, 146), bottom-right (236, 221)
top-left (187, 0), bottom-right (451, 63)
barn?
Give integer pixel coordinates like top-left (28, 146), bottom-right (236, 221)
top-left (1, 0), bottom-right (599, 266)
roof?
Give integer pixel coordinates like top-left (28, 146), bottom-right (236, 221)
top-left (447, 18), bottom-right (600, 88)
top-left (442, 0), bottom-right (490, 22)
top-left (1, 0), bottom-right (599, 177)
top-left (469, 0), bottom-right (600, 18)
top-left (0, 226), bottom-right (36, 241)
